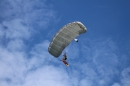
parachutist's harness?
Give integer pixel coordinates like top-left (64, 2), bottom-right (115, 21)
top-left (62, 54), bottom-right (67, 60)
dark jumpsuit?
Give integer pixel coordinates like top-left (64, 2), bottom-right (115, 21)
top-left (62, 54), bottom-right (67, 60)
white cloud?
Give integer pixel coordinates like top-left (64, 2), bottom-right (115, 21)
top-left (28, 40), bottom-right (53, 69)
top-left (112, 83), bottom-right (121, 86)
top-left (7, 39), bottom-right (25, 52)
top-left (80, 79), bottom-right (93, 86)
top-left (121, 67), bottom-right (130, 86)
top-left (73, 37), bottom-right (121, 86)
top-left (0, 39), bottom-right (71, 86)
top-left (2, 19), bottom-right (30, 39)
top-left (0, 47), bottom-right (27, 85)
top-left (24, 65), bottom-right (70, 86)
top-left (0, 0), bottom-right (59, 86)
top-left (0, 0), bottom-right (56, 30)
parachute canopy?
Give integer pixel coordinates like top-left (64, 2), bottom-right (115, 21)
top-left (48, 21), bottom-right (87, 57)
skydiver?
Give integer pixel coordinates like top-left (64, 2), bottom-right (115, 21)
top-left (61, 53), bottom-right (69, 66)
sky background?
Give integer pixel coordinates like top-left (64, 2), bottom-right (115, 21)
top-left (0, 0), bottom-right (130, 86)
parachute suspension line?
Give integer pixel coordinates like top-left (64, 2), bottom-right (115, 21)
top-left (64, 41), bottom-right (73, 55)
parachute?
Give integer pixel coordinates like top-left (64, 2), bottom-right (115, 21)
top-left (48, 21), bottom-right (87, 57)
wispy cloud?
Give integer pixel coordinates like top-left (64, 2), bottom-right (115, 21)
top-left (2, 19), bottom-right (30, 39)
top-left (0, 0), bottom-right (58, 86)
top-left (24, 65), bottom-right (70, 86)
top-left (0, 0), bottom-right (56, 29)
top-left (121, 67), bottom-right (130, 86)
top-left (69, 37), bottom-right (130, 86)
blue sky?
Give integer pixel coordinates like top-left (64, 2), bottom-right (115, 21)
top-left (0, 0), bottom-right (130, 86)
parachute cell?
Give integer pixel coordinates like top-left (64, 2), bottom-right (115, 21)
top-left (48, 21), bottom-right (87, 57)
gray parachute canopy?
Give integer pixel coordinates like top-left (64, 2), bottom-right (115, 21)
top-left (48, 21), bottom-right (87, 57)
